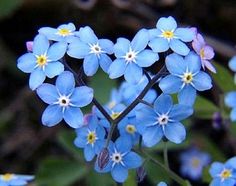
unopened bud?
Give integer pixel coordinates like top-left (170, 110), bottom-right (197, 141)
top-left (26, 41), bottom-right (33, 52)
top-left (136, 166), bottom-right (146, 183)
top-left (212, 112), bottom-right (222, 130)
top-left (97, 148), bottom-right (109, 170)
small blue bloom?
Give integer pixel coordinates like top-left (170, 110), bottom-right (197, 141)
top-left (180, 148), bottom-right (210, 180)
top-left (209, 157), bottom-right (236, 186)
top-left (224, 91), bottom-right (236, 121)
top-left (108, 29), bottom-right (159, 84)
top-left (38, 23), bottom-right (79, 43)
top-left (0, 174), bottom-right (34, 186)
top-left (157, 182), bottom-right (168, 186)
top-left (95, 137), bottom-right (142, 183)
top-left (159, 52), bottom-right (212, 106)
top-left (74, 114), bottom-right (106, 161)
top-left (17, 34), bottom-right (67, 90)
top-left (136, 94), bottom-right (193, 146)
top-left (229, 56), bottom-right (236, 72)
top-left (67, 26), bottom-right (114, 76)
top-left (149, 16), bottom-right (194, 56)
top-left (36, 71), bottom-right (94, 128)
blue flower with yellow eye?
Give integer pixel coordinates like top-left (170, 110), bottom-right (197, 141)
top-left (36, 71), bottom-right (93, 128)
top-left (17, 34), bottom-right (67, 90)
top-left (108, 29), bottom-right (159, 84)
top-left (149, 16), bottom-right (194, 56)
top-left (38, 23), bottom-right (78, 43)
top-left (0, 174), bottom-right (34, 186)
top-left (67, 26), bottom-right (114, 76)
top-left (74, 114), bottom-right (106, 161)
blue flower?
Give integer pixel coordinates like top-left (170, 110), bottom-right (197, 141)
top-left (229, 56), bottom-right (236, 73)
top-left (67, 26), bottom-right (114, 76)
top-left (149, 16), bottom-right (194, 56)
top-left (74, 114), bottom-right (106, 161)
top-left (136, 94), bottom-right (193, 146)
top-left (38, 23), bottom-right (79, 43)
top-left (224, 91), bottom-right (236, 121)
top-left (108, 29), bottom-right (159, 84)
top-left (95, 137), bottom-right (142, 183)
top-left (0, 174), bottom-right (34, 186)
top-left (180, 148), bottom-right (210, 180)
top-left (209, 157), bottom-right (236, 186)
top-left (36, 71), bottom-right (93, 128)
top-left (17, 34), bottom-right (67, 90)
top-left (159, 52), bottom-right (212, 106)
top-left (157, 182), bottom-right (168, 186)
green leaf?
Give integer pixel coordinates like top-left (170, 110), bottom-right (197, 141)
top-left (194, 96), bottom-right (219, 119)
top-left (36, 157), bottom-right (87, 186)
top-left (88, 69), bottom-right (117, 104)
top-left (86, 171), bottom-right (115, 186)
top-left (123, 170), bottom-right (137, 186)
top-left (202, 166), bottom-right (211, 184)
top-left (0, 0), bottom-right (23, 19)
top-left (212, 62), bottom-right (236, 92)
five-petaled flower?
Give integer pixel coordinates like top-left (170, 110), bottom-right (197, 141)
top-left (0, 173), bottom-right (34, 186)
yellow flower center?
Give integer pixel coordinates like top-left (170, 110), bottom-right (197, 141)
top-left (87, 132), bottom-right (96, 144)
top-left (36, 54), bottom-right (47, 66)
top-left (220, 169), bottom-right (232, 180)
top-left (162, 30), bottom-right (174, 39)
top-left (1, 173), bottom-right (14, 181)
top-left (182, 73), bottom-right (193, 84)
top-left (126, 124), bottom-right (136, 134)
top-left (200, 48), bottom-right (205, 59)
top-left (57, 28), bottom-right (71, 37)
top-left (111, 112), bottom-right (120, 120)
top-left (191, 157), bottom-right (200, 168)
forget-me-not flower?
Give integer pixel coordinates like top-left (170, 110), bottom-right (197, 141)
top-left (108, 29), bottom-right (159, 84)
top-left (159, 52), bottom-right (212, 106)
top-left (67, 26), bottom-right (114, 76)
top-left (148, 16), bottom-right (194, 56)
top-left (0, 174), bottom-right (34, 186)
top-left (17, 34), bottom-right (67, 90)
top-left (136, 94), bottom-right (193, 146)
top-left (36, 71), bottom-right (93, 128)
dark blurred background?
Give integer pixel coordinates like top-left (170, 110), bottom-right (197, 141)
top-left (0, 0), bottom-right (236, 185)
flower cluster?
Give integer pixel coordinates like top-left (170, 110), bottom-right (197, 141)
top-left (209, 156), bottom-right (236, 186)
top-left (0, 174), bottom-right (34, 186)
top-left (16, 16), bottom-right (214, 183)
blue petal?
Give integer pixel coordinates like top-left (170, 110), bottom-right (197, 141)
top-left (221, 178), bottom-right (236, 186)
top-left (84, 145), bottom-right (95, 161)
top-left (229, 56), bottom-right (236, 72)
top-left (185, 52), bottom-right (201, 73)
top-left (64, 107), bottom-right (83, 128)
top-left (44, 62), bottom-right (64, 78)
top-left (178, 85), bottom-right (196, 106)
top-left (209, 162), bottom-right (224, 176)
top-left (230, 108), bottom-right (236, 121)
top-left (17, 53), bottom-right (36, 73)
top-left (154, 94), bottom-right (173, 114)
top-left (70, 86), bottom-right (93, 107)
top-left (124, 63), bottom-right (143, 84)
top-left (164, 122), bottom-right (186, 144)
top-left (33, 34), bottom-right (49, 55)
top-left (108, 59), bottom-right (126, 79)
top-left (78, 26), bottom-right (98, 44)
top-left (56, 71), bottom-right (75, 95)
top-left (156, 16), bottom-right (177, 31)
top-left (115, 137), bottom-right (132, 153)
top-left (142, 126), bottom-right (163, 147)
top-left (175, 28), bottom-right (195, 42)
top-left (169, 104), bottom-right (193, 121)
top-left (99, 39), bottom-right (114, 54)
top-left (210, 178), bottom-right (221, 186)
top-left (136, 107), bottom-right (157, 128)
top-left (10, 179), bottom-right (27, 186)
top-left (74, 135), bottom-right (87, 148)
top-left (111, 164), bottom-right (128, 183)
top-left (159, 75), bottom-right (182, 94)
top-left (99, 54), bottom-right (112, 73)
top-left (148, 37), bottom-right (169, 53)
top-left (58, 23), bottom-right (76, 31)
top-left (157, 182), bottom-right (168, 186)
top-left (165, 53), bottom-right (186, 75)
top-left (83, 54), bottom-right (99, 76)
top-left (113, 38), bottom-right (130, 58)
top-left (38, 27), bottom-right (57, 40)
top-left (225, 91), bottom-right (236, 107)
top-left (131, 29), bottom-right (149, 52)
top-left (226, 157), bottom-right (236, 168)
top-left (47, 42), bottom-right (67, 61)
top-left (192, 72), bottom-right (212, 91)
top-left (29, 68), bottom-right (46, 90)
top-left (123, 152), bottom-right (142, 169)
top-left (170, 39), bottom-right (190, 56)
top-left (36, 83), bottom-right (58, 104)
top-left (42, 105), bottom-right (63, 127)
top-left (136, 49), bottom-right (159, 67)
top-left (67, 38), bottom-right (90, 59)
top-left (148, 28), bottom-right (162, 40)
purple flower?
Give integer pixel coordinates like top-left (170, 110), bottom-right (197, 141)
top-left (192, 33), bottom-right (216, 73)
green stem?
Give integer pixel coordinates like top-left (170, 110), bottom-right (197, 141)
top-left (164, 141), bottom-right (169, 169)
